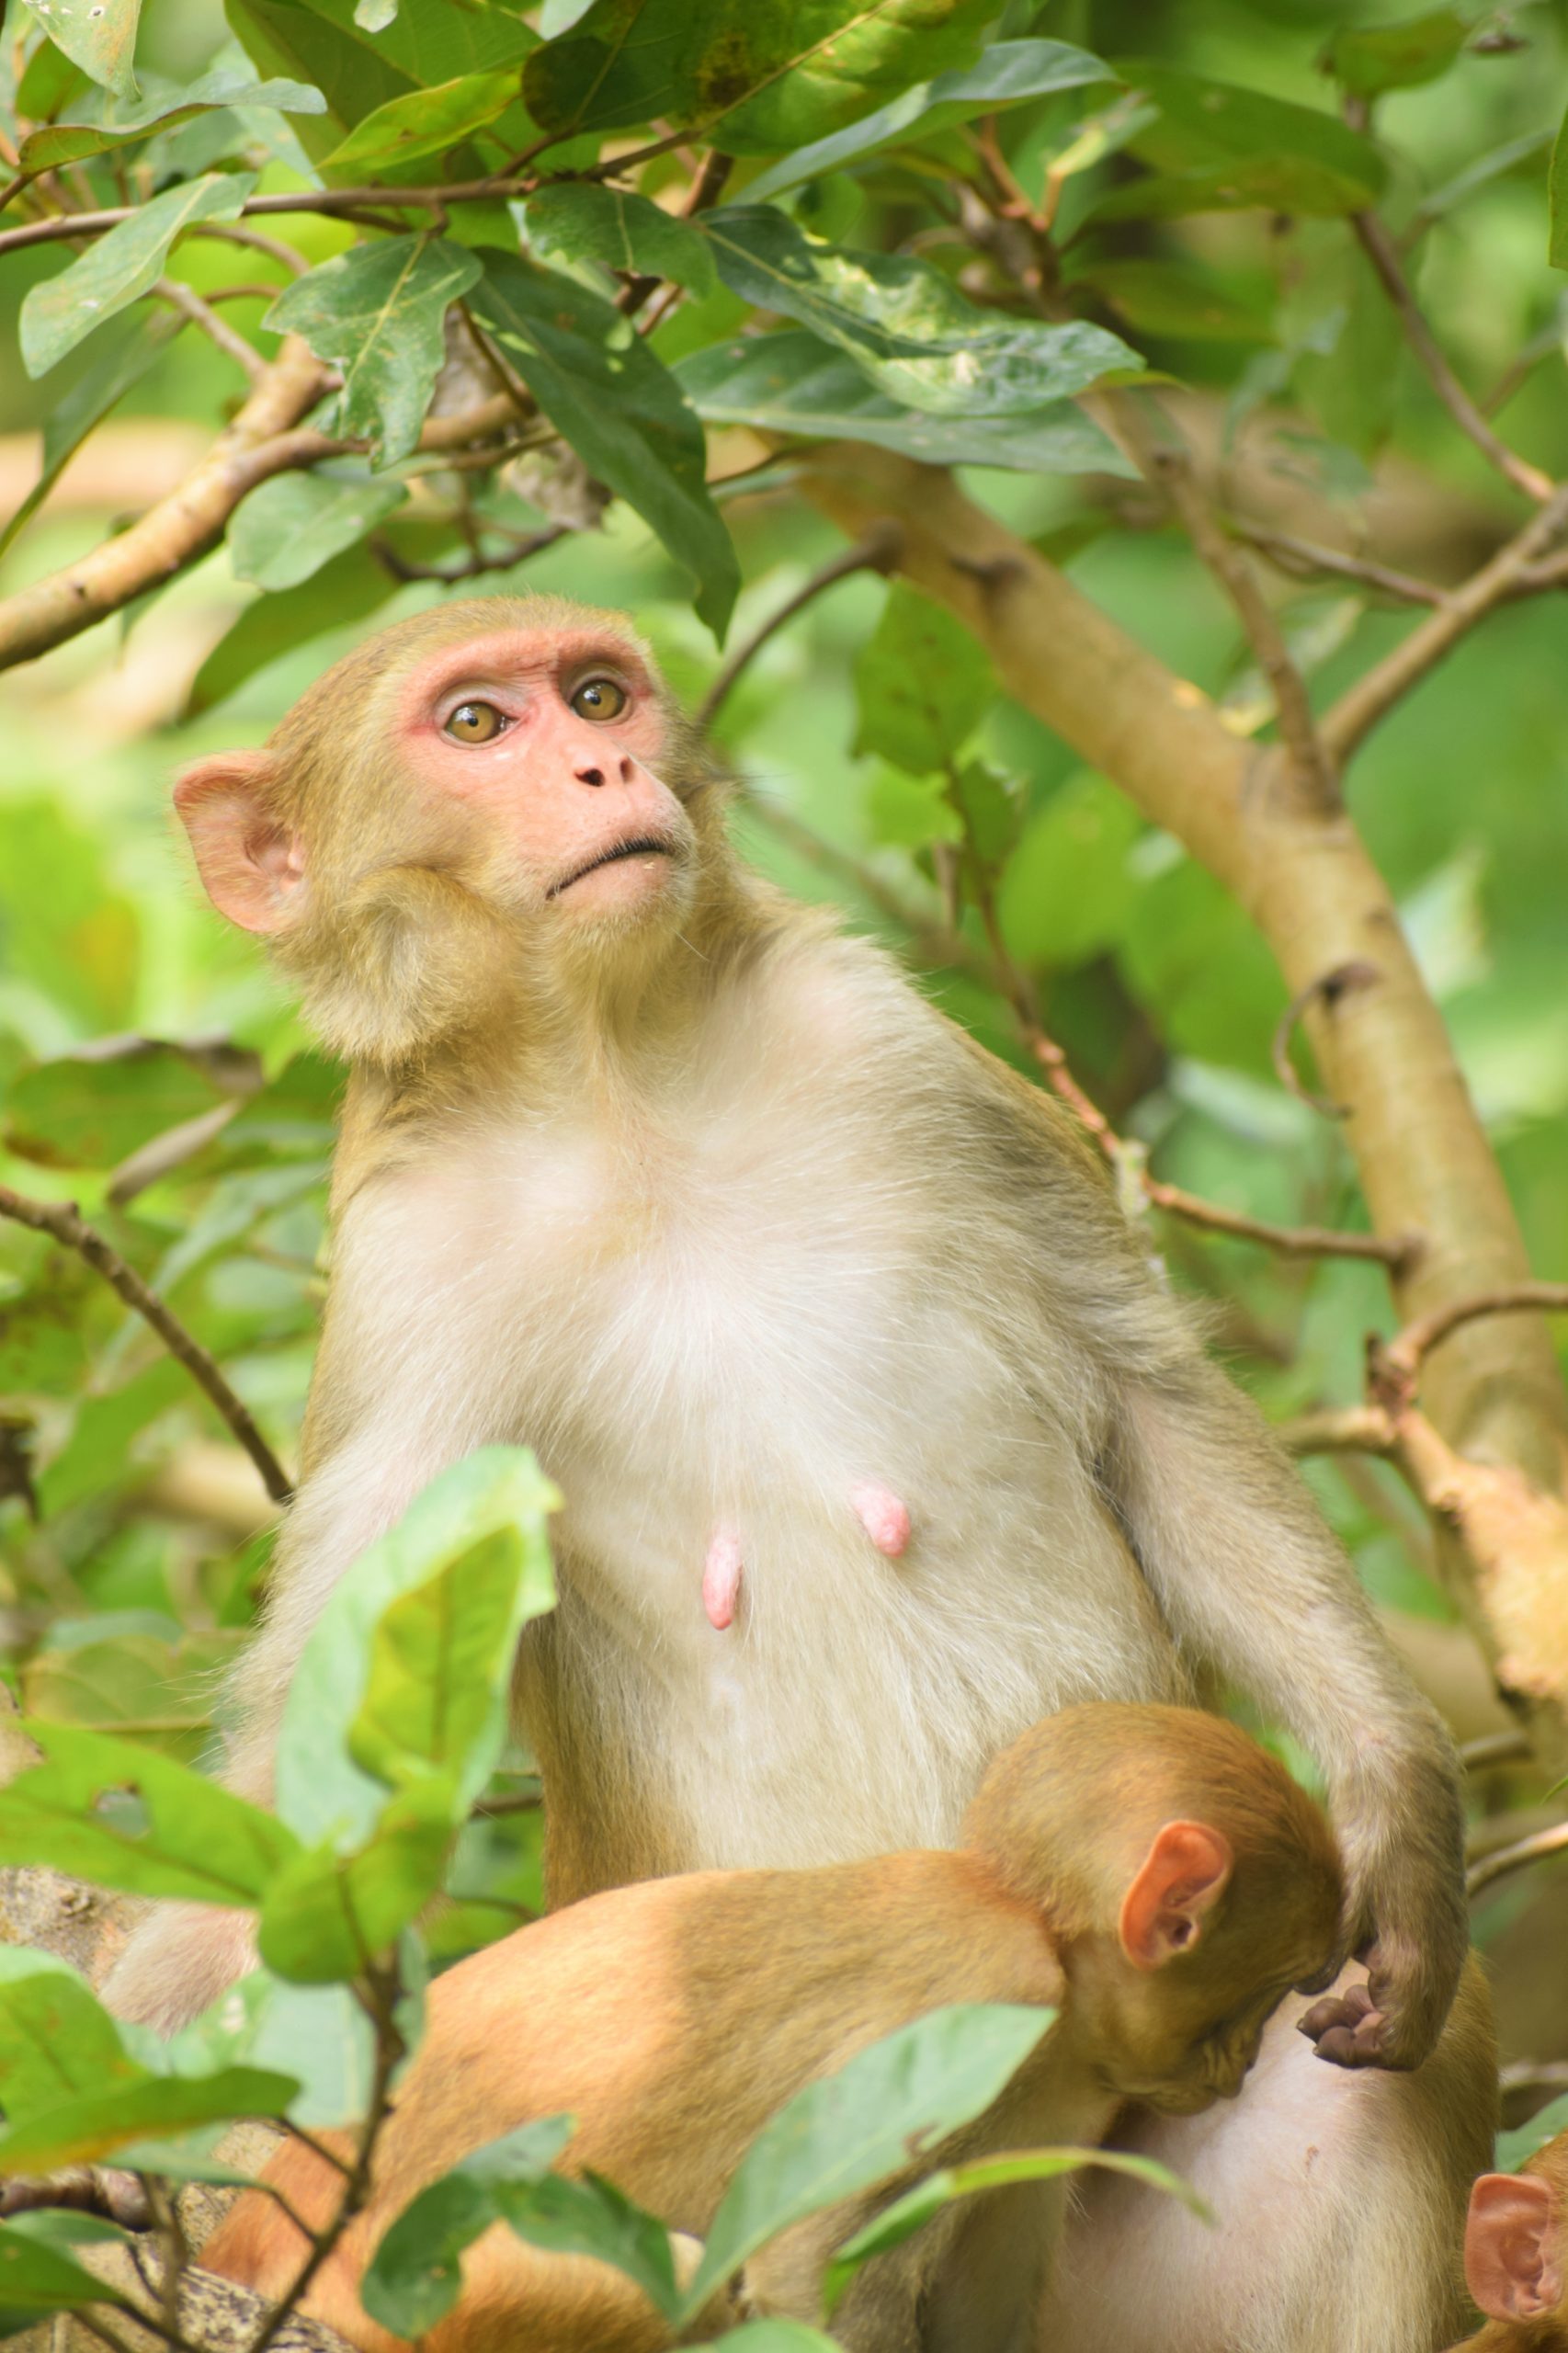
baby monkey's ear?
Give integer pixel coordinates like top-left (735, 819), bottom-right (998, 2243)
top-left (1118, 1820), bottom-right (1233, 1972)
top-left (1465, 2172), bottom-right (1562, 2321)
top-left (175, 750), bottom-right (305, 935)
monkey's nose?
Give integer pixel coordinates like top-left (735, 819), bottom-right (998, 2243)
top-left (574, 764), bottom-right (606, 788)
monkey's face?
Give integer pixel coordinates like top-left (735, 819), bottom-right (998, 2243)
top-left (395, 622), bottom-right (698, 931)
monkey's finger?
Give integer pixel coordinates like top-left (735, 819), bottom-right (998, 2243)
top-left (1311, 2020), bottom-right (1387, 2069)
top-left (1296, 1984), bottom-right (1375, 2040)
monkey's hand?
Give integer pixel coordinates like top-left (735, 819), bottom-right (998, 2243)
top-left (1307, 1761), bottom-right (1467, 2070)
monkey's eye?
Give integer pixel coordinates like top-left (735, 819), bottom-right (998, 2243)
top-left (446, 701), bottom-right (506, 744)
top-left (569, 677), bottom-right (628, 722)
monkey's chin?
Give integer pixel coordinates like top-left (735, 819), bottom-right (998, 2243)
top-left (553, 847), bottom-right (685, 921)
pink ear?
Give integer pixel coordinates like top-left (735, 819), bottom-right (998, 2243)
top-left (174, 749), bottom-right (304, 935)
top-left (1119, 1820), bottom-right (1233, 1972)
top-left (1465, 2172), bottom-right (1562, 2320)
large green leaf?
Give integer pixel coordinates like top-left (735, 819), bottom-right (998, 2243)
top-left (853, 583), bottom-right (992, 775)
top-left (17, 69), bottom-right (325, 170)
top-left (496, 2174), bottom-right (680, 2324)
top-left (349, 1532), bottom-right (537, 1790)
top-left (186, 541), bottom-right (402, 716)
top-left (470, 253), bottom-right (739, 639)
top-left (19, 172), bottom-right (258, 378)
top-left (0, 1722), bottom-right (300, 1905)
top-left (676, 332), bottom-right (1132, 476)
top-left (823, 2143), bottom-right (1207, 2310)
top-left (524, 185), bottom-right (716, 295)
top-left (1496, 2090), bottom-right (1568, 2173)
top-left (274, 1448), bottom-right (558, 1847)
top-left (4, 1044), bottom-right (229, 1169)
top-left (0, 312), bottom-right (179, 559)
top-left (997, 774), bottom-right (1142, 970)
top-left (0, 2071), bottom-right (299, 2177)
top-left (318, 68), bottom-right (522, 176)
top-left (1323, 10), bottom-right (1468, 98)
top-left (228, 0), bottom-right (534, 138)
top-left (684, 2006), bottom-right (1054, 2313)
top-left (363, 2118), bottom-right (574, 2336)
top-left (230, 469), bottom-right (409, 593)
top-left (0, 1954), bottom-right (142, 2124)
top-left (703, 209), bottom-right (1140, 417)
top-left (1106, 60), bottom-right (1387, 218)
top-left (267, 236), bottom-right (483, 468)
top-left (524, 0), bottom-right (992, 152)
top-left (19, 1625), bottom-right (239, 1755)
top-left (745, 39), bottom-right (1115, 202)
top-left (31, 0), bottom-right (142, 99)
top-left (173, 1972), bottom-right (378, 2130)
top-left (0, 2222), bottom-right (129, 2332)
top-left (257, 1778), bottom-right (458, 1981)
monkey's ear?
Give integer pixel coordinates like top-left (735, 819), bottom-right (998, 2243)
top-left (174, 750), bottom-right (305, 935)
top-left (1118, 1820), bottom-right (1233, 1971)
top-left (1465, 2173), bottom-right (1561, 2319)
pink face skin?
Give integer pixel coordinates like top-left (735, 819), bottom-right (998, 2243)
top-left (395, 626), bottom-right (693, 920)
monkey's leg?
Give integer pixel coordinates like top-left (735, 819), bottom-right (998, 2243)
top-left (1036, 1958), bottom-right (1496, 2353)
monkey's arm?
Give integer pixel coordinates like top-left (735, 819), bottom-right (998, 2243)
top-left (1104, 1358), bottom-right (1466, 2069)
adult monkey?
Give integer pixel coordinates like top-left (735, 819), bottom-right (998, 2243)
top-left (112, 597), bottom-right (1490, 2347)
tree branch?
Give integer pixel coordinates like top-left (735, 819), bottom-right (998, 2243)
top-left (1352, 210), bottom-right (1554, 506)
top-left (153, 279), bottom-right (266, 384)
top-left (1229, 519), bottom-right (1447, 608)
top-left (0, 1183), bottom-right (291, 1505)
top-left (1467, 1821), bottom-right (1568, 1897)
top-left (0, 176), bottom-right (537, 262)
top-left (698, 527), bottom-right (903, 733)
top-left (1375, 1283), bottom-right (1568, 1403)
top-left (1321, 483), bottom-right (1568, 764)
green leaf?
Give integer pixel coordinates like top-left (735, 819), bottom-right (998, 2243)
top-left (257, 1778), bottom-right (458, 1982)
top-left (230, 469), bottom-right (409, 593)
top-left (470, 253), bottom-right (739, 640)
top-left (31, 0), bottom-right (142, 101)
top-left (0, 1953), bottom-right (142, 2124)
top-left (318, 68), bottom-right (520, 176)
top-left (823, 2143), bottom-right (1206, 2310)
top-left (186, 542), bottom-right (402, 717)
top-left (1551, 107), bottom-right (1568, 272)
top-left (4, 1044), bottom-right (227, 1169)
top-left (228, 0), bottom-right (534, 141)
top-left (363, 2118), bottom-right (574, 2336)
top-left (20, 1625), bottom-right (239, 1755)
top-left (17, 71), bottom-right (326, 171)
top-left (524, 0), bottom-right (992, 152)
top-left (267, 235), bottom-right (483, 467)
top-left (0, 2222), bottom-right (128, 2328)
top-left (677, 332), bottom-right (1132, 476)
top-left (853, 584), bottom-right (991, 774)
top-left (1323, 11), bottom-right (1469, 98)
top-left (708, 2330), bottom-right (844, 2353)
top-left (348, 1532), bottom-right (538, 1790)
top-left (745, 38), bottom-right (1115, 202)
top-left (949, 759), bottom-right (1023, 871)
top-left (867, 770), bottom-right (964, 852)
top-left (19, 171), bottom-right (258, 377)
top-left (0, 2071), bottom-right (299, 2177)
top-left (1497, 2091), bottom-right (1568, 2173)
top-left (274, 1449), bottom-right (559, 1847)
top-left (703, 209), bottom-right (1140, 418)
top-left (497, 2174), bottom-right (680, 2324)
top-left (524, 186), bottom-right (716, 296)
top-left (997, 774), bottom-right (1142, 970)
top-left (0, 1722), bottom-right (301, 1905)
top-left (0, 311), bottom-right (179, 559)
top-left (1108, 60), bottom-right (1386, 218)
top-left (174, 1972), bottom-right (377, 2129)
top-left (684, 2005), bottom-right (1054, 2314)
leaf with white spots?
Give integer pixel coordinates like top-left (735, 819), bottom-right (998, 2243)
top-left (19, 171), bottom-right (257, 377)
top-left (30, 0), bottom-right (142, 101)
top-left (266, 235), bottom-right (483, 467)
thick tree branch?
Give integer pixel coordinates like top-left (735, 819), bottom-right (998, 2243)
top-left (0, 1183), bottom-right (291, 1505)
top-left (1321, 483), bottom-right (1568, 764)
top-left (1375, 1283), bottom-right (1568, 1402)
top-left (1352, 210), bottom-right (1554, 506)
top-left (801, 448), bottom-right (1568, 1721)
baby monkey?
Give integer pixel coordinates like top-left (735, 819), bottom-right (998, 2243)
top-left (1456, 2131), bottom-right (1568, 2349)
top-left (204, 1705), bottom-right (1342, 2353)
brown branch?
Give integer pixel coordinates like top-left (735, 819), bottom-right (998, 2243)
top-left (195, 222), bottom-right (311, 277)
top-left (1461, 1729), bottom-right (1534, 1770)
top-left (0, 174), bottom-right (538, 261)
top-left (370, 524), bottom-right (566, 584)
top-left (1321, 483), bottom-right (1568, 764)
top-left (0, 1182), bottom-right (291, 1505)
top-left (1229, 520), bottom-right (1446, 608)
top-left (1467, 1821), bottom-right (1568, 1897)
top-left (1269, 961), bottom-right (1380, 1120)
top-left (153, 278), bottom-right (266, 384)
top-left (1352, 210), bottom-right (1554, 506)
top-left (697, 527), bottom-right (903, 733)
top-left (1376, 1283), bottom-right (1568, 1403)
top-left (1281, 1405), bottom-right (1397, 1456)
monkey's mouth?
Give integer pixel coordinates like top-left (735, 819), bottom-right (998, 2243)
top-left (547, 835), bottom-right (680, 900)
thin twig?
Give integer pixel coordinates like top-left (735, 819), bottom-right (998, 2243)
top-left (1375, 1281), bottom-right (1568, 1400)
top-left (698, 528), bottom-right (903, 733)
top-left (1281, 1405), bottom-right (1396, 1456)
top-left (1321, 483), bottom-right (1568, 764)
top-left (1467, 1821), bottom-right (1568, 1897)
top-left (472, 1786), bottom-right (543, 1817)
top-left (1268, 961), bottom-right (1380, 1120)
top-left (0, 173), bottom-right (540, 259)
top-left (153, 278), bottom-right (267, 383)
top-left (284, 2128), bottom-right (353, 2182)
top-left (370, 524), bottom-right (566, 584)
top-left (1353, 210), bottom-right (1553, 506)
top-left (0, 1183), bottom-right (291, 1503)
top-left (194, 220), bottom-right (312, 277)
top-left (1461, 1728), bottom-right (1535, 1770)
top-left (1229, 519), bottom-right (1446, 608)
top-left (1500, 2060), bottom-right (1568, 2097)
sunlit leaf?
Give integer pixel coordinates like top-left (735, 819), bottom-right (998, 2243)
top-left (496, 2172), bottom-right (680, 2325)
top-left (524, 185), bottom-right (716, 295)
top-left (0, 1953), bottom-right (142, 2123)
top-left (17, 70), bottom-right (325, 170)
top-left (684, 2006), bottom-right (1054, 2313)
top-left (0, 2070), bottom-right (299, 2177)
top-left (745, 39), bottom-right (1115, 201)
top-left (257, 1777), bottom-right (458, 1981)
top-left (363, 2117), bottom-right (574, 2336)
top-left (703, 209), bottom-right (1140, 417)
top-left (524, 0), bottom-right (992, 152)
top-left (30, 0), bottom-right (142, 100)
top-left (20, 1627), bottom-right (241, 1753)
top-left (4, 1044), bottom-right (228, 1169)
top-left (0, 2222), bottom-right (129, 2331)
top-left (230, 469), bottom-right (409, 592)
top-left (0, 1722), bottom-right (300, 1904)
top-left (20, 172), bottom-right (258, 377)
top-left (267, 235), bottom-right (483, 466)
top-left (470, 253), bottom-right (739, 639)
top-left (318, 68), bottom-right (521, 176)
top-left (228, 0), bottom-right (533, 141)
